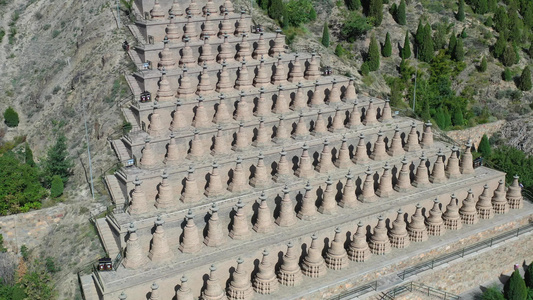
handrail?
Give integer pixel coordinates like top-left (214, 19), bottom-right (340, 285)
top-left (410, 282), bottom-right (461, 299)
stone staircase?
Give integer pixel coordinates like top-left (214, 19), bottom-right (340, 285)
top-left (95, 218), bottom-right (120, 258)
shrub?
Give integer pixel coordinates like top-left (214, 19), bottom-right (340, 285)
top-left (484, 16), bottom-right (493, 27)
top-left (335, 44), bottom-right (346, 57)
top-left (361, 62), bottom-right (370, 75)
top-left (504, 270), bottom-right (527, 300)
top-left (51, 30), bottom-right (60, 38)
top-left (345, 0), bottom-right (361, 10)
top-left (50, 175), bottom-right (63, 198)
top-left (482, 286), bottom-right (505, 300)
top-left (4, 107), bottom-right (19, 127)
top-left (503, 68), bottom-right (513, 81)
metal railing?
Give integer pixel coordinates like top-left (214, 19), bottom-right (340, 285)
top-left (382, 282), bottom-right (460, 300)
top-left (329, 222), bottom-right (533, 299)
top-left (328, 280), bottom-right (378, 300)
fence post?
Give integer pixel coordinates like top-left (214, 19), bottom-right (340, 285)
top-left (462, 248), bottom-right (465, 258)
top-left (517, 228), bottom-right (520, 237)
top-left (490, 238), bottom-right (493, 247)
top-left (431, 260), bottom-right (434, 269)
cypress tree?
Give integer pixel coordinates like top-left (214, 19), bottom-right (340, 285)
top-left (478, 134), bottom-right (491, 157)
top-left (502, 43), bottom-right (516, 66)
top-left (480, 56), bottom-right (487, 72)
top-left (419, 23), bottom-right (434, 62)
top-left (367, 35), bottom-right (380, 71)
top-left (435, 108), bottom-right (446, 129)
top-left (397, 0), bottom-right (406, 25)
top-left (448, 30), bottom-right (457, 55)
top-left (508, 10), bottom-right (523, 43)
top-left (493, 32), bottom-right (506, 58)
top-left (383, 32), bottom-right (392, 57)
top-left (369, 0), bottom-right (384, 26)
top-left (452, 108), bottom-right (464, 126)
top-left (401, 31), bottom-right (411, 59)
top-left (484, 16), bottom-right (493, 27)
top-left (281, 5), bottom-right (289, 28)
top-left (322, 22), bottom-right (330, 47)
top-left (525, 263), bottom-right (533, 288)
top-left (504, 269), bottom-right (528, 300)
top-left (453, 38), bottom-right (465, 61)
top-left (529, 43), bottom-right (533, 56)
top-left (25, 142), bottom-right (35, 167)
top-left (260, 0), bottom-right (269, 10)
top-left (415, 19), bottom-right (424, 46)
top-left (518, 66), bottom-right (532, 91)
top-left (457, 0), bottom-right (465, 21)
top-left (444, 107), bottom-right (452, 129)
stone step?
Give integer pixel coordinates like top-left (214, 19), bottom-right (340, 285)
top-left (124, 75), bottom-right (143, 100)
top-left (79, 274), bottom-right (100, 300)
top-left (105, 174), bottom-right (127, 208)
top-left (110, 138), bottom-right (133, 163)
top-left (95, 218), bottom-right (120, 258)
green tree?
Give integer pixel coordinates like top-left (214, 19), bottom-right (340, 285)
top-left (433, 23), bottom-right (448, 50)
top-left (485, 16), bottom-right (493, 27)
top-left (415, 19), bottom-right (424, 46)
top-left (341, 12), bottom-right (372, 42)
top-left (487, 0), bottom-right (498, 13)
top-left (322, 22), bottom-right (330, 47)
top-left (3, 107), bottom-right (19, 128)
top-left (418, 23), bottom-right (434, 62)
top-left (367, 35), bottom-right (380, 71)
top-left (50, 175), bottom-right (64, 198)
top-left (494, 6), bottom-right (508, 32)
top-left (525, 263), bottom-right (533, 288)
top-left (24, 143), bottom-right (35, 167)
top-left (452, 107), bottom-right (464, 126)
top-left (504, 269), bottom-right (528, 300)
top-left (268, 0), bottom-right (284, 21)
top-left (518, 66), bottom-right (532, 91)
top-left (475, 0), bottom-right (488, 14)
top-left (346, 0), bottom-right (361, 10)
top-left (401, 31), bottom-right (411, 59)
top-left (452, 38), bottom-right (465, 61)
top-left (502, 44), bottom-right (517, 66)
top-left (285, 0), bottom-right (316, 26)
top-left (507, 10), bottom-right (524, 43)
top-left (448, 30), bottom-right (457, 54)
top-left (480, 56), bottom-right (487, 72)
top-left (435, 107), bottom-right (446, 129)
top-left (382, 32), bottom-right (392, 57)
top-left (259, 0), bottom-right (269, 10)
top-left (281, 5), bottom-right (289, 28)
top-left (457, 0), bottom-right (465, 21)
top-left (0, 234), bottom-right (6, 252)
top-left (503, 67), bottom-right (513, 81)
top-left (42, 134), bottom-right (73, 187)
top-left (493, 32), bottom-right (506, 58)
top-left (482, 286), bottom-right (505, 300)
top-left (478, 134), bottom-right (492, 157)
top-left (20, 260), bottom-right (55, 299)
top-left (369, 0), bottom-right (384, 25)
top-left (0, 152), bottom-right (47, 215)
top-left (396, 0), bottom-right (406, 25)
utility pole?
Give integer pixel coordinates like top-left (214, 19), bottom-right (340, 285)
top-left (82, 99), bottom-right (95, 200)
top-left (412, 50), bottom-right (418, 113)
top-left (116, 0), bottom-right (121, 28)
